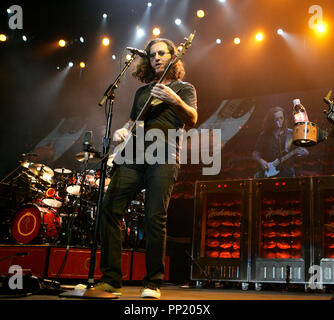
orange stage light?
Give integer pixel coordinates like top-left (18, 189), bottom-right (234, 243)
top-left (58, 39), bottom-right (66, 47)
top-left (0, 34), bottom-right (7, 42)
top-left (255, 32), bottom-right (264, 41)
top-left (197, 10), bottom-right (205, 18)
top-left (102, 37), bottom-right (110, 46)
top-left (317, 23), bottom-right (326, 33)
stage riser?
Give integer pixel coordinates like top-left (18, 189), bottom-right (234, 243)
top-left (0, 246), bottom-right (48, 278)
top-left (0, 246), bottom-right (169, 281)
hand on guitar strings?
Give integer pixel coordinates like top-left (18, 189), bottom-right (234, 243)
top-left (259, 158), bottom-right (269, 170)
top-left (113, 127), bottom-right (130, 143)
top-left (150, 83), bottom-right (181, 107)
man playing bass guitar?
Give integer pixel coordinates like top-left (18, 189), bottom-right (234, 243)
top-left (95, 38), bottom-right (198, 299)
top-left (253, 107), bottom-right (308, 178)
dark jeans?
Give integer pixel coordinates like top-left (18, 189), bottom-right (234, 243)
top-left (99, 163), bottom-right (179, 289)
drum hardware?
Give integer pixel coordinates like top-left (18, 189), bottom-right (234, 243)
top-left (54, 168), bottom-right (72, 174)
top-left (21, 161), bottom-right (54, 187)
top-left (22, 162), bottom-right (54, 179)
top-left (42, 187), bottom-right (63, 209)
top-left (75, 151), bottom-right (101, 164)
top-left (122, 191), bottom-right (145, 250)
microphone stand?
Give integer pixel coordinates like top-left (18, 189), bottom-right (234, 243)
top-left (59, 52), bottom-right (138, 299)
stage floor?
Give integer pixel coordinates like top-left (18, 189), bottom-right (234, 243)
top-left (2, 284), bottom-right (333, 300)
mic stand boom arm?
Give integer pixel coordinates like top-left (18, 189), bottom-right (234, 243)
top-left (87, 52), bottom-right (138, 288)
top-left (98, 54), bottom-right (137, 107)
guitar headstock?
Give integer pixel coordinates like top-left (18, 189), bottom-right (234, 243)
top-left (173, 31), bottom-right (196, 61)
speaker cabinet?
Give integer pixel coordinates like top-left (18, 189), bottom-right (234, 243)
top-left (250, 177), bottom-right (311, 283)
top-left (191, 179), bottom-right (251, 282)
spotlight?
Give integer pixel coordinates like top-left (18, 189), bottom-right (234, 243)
top-left (277, 28), bottom-right (284, 35)
top-left (218, 0), bottom-right (226, 3)
top-left (79, 62), bottom-right (85, 68)
top-left (216, 38), bottom-right (222, 44)
top-left (152, 27), bottom-right (161, 36)
top-left (317, 23), bottom-right (326, 33)
top-left (7, 8), bottom-right (11, 14)
top-left (56, 66), bottom-right (60, 70)
top-left (68, 62), bottom-right (74, 68)
top-left (175, 18), bottom-right (182, 26)
top-left (102, 13), bottom-right (108, 19)
top-left (58, 39), bottom-right (66, 47)
top-left (197, 10), bottom-right (205, 18)
top-left (233, 37), bottom-right (240, 45)
top-left (147, 2), bottom-right (152, 7)
top-left (136, 28), bottom-right (145, 38)
top-left (112, 54), bottom-right (116, 60)
top-left (0, 34), bottom-right (7, 42)
top-left (79, 36), bottom-right (84, 43)
top-left (255, 32), bottom-right (264, 41)
top-left (126, 54), bottom-right (132, 61)
top-left (22, 35), bottom-right (27, 41)
top-left (102, 37), bottom-right (110, 46)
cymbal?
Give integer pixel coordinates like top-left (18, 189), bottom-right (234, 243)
top-left (21, 160), bottom-right (34, 169)
top-left (55, 168), bottom-right (72, 174)
top-left (25, 162), bottom-right (54, 177)
top-left (76, 152), bottom-right (101, 163)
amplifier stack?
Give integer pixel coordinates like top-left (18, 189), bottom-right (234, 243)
top-left (191, 176), bottom-right (334, 290)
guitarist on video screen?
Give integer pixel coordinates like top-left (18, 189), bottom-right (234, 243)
top-left (253, 106), bottom-right (308, 178)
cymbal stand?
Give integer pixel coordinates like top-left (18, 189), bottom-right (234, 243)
top-left (0, 153), bottom-right (35, 184)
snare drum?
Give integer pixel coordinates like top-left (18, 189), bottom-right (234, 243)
top-left (66, 172), bottom-right (96, 196)
top-left (293, 121), bottom-right (317, 146)
top-left (11, 204), bottom-right (61, 244)
top-left (42, 187), bottom-right (62, 208)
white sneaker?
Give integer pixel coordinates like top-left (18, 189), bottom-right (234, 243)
top-left (140, 287), bottom-right (161, 299)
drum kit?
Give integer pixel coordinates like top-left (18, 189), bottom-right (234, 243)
top-left (0, 152), bottom-right (145, 249)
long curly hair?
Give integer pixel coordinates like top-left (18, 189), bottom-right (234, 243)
top-left (131, 38), bottom-right (185, 83)
top-left (262, 107), bottom-right (288, 134)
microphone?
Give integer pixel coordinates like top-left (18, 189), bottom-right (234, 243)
top-left (126, 47), bottom-right (147, 57)
top-left (83, 131), bottom-right (93, 152)
top-left (83, 131), bottom-right (93, 162)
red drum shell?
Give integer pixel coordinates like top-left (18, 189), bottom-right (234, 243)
top-left (11, 204), bottom-right (60, 244)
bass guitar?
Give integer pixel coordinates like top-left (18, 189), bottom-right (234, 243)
top-left (255, 147), bottom-right (303, 178)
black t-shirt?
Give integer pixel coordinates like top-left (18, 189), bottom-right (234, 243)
top-left (130, 80), bottom-right (197, 130)
top-left (128, 80), bottom-right (197, 164)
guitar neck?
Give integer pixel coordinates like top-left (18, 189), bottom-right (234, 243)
top-left (129, 58), bottom-right (176, 130)
top-left (280, 148), bottom-right (299, 163)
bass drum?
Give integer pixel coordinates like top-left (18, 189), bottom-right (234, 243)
top-left (11, 204), bottom-right (61, 244)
